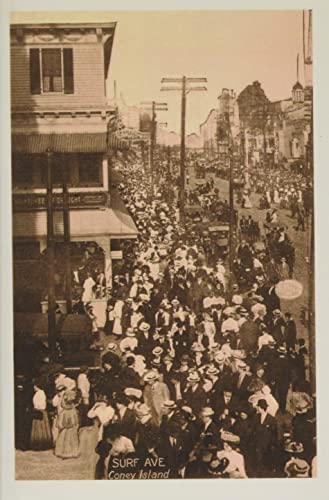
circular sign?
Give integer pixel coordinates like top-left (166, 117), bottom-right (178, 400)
top-left (275, 279), bottom-right (303, 300)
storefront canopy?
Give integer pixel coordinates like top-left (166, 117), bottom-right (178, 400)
top-left (13, 189), bottom-right (138, 240)
top-left (12, 133), bottom-right (129, 154)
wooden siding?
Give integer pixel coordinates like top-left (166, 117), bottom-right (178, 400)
top-left (11, 43), bottom-right (106, 110)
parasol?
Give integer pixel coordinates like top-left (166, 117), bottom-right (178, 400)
top-left (275, 279), bottom-right (303, 300)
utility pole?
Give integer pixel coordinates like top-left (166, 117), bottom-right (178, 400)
top-left (140, 101), bottom-right (168, 194)
top-left (228, 140), bottom-right (235, 288)
top-left (161, 77), bottom-right (207, 225)
top-left (46, 149), bottom-right (56, 360)
top-left (62, 164), bottom-right (72, 314)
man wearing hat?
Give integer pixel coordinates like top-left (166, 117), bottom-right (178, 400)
top-left (232, 360), bottom-right (252, 400)
top-left (143, 371), bottom-right (170, 426)
top-left (269, 309), bottom-right (286, 346)
top-left (254, 398), bottom-right (278, 477)
top-left (160, 400), bottom-right (181, 437)
top-left (238, 312), bottom-right (259, 355)
top-left (183, 371), bottom-right (207, 415)
top-left (275, 346), bottom-right (293, 412)
top-left (136, 322), bottom-right (155, 361)
top-left (119, 328), bottom-right (138, 354)
top-left (134, 403), bottom-right (159, 461)
top-left (156, 421), bottom-right (186, 478)
top-left (153, 328), bottom-right (171, 354)
top-left (96, 352), bottom-right (122, 397)
top-left (113, 392), bottom-right (137, 442)
top-left (172, 319), bottom-right (191, 360)
top-left (199, 407), bottom-right (220, 447)
top-left (119, 355), bottom-right (142, 390)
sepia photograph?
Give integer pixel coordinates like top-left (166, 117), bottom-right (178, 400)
top-left (7, 7), bottom-right (317, 482)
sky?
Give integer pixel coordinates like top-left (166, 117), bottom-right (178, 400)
top-left (11, 10), bottom-right (308, 135)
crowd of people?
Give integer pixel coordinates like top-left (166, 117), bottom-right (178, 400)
top-left (15, 149), bottom-right (316, 480)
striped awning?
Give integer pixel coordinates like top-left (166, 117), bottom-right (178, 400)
top-left (12, 133), bottom-right (129, 154)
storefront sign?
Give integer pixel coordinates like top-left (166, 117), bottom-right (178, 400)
top-left (13, 192), bottom-right (108, 211)
top-left (110, 251), bottom-right (123, 260)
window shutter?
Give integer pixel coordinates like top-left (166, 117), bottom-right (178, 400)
top-left (63, 48), bottom-right (74, 94)
top-left (30, 48), bottom-right (41, 94)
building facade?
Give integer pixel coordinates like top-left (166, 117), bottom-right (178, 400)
top-left (11, 22), bottom-right (138, 313)
top-left (200, 109), bottom-right (217, 158)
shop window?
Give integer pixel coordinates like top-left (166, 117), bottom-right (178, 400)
top-left (14, 241), bottom-right (40, 261)
top-left (12, 155), bottom-right (34, 186)
top-left (77, 155), bottom-right (103, 186)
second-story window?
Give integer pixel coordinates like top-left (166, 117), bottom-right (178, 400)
top-left (30, 47), bottom-right (74, 95)
top-left (42, 48), bottom-right (62, 92)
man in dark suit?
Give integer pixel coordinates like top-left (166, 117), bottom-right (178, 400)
top-left (265, 280), bottom-right (281, 316)
top-left (114, 393), bottom-right (137, 442)
top-left (182, 371), bottom-right (207, 415)
top-left (232, 360), bottom-right (252, 400)
top-left (214, 387), bottom-right (239, 429)
top-left (284, 312), bottom-right (297, 351)
top-left (156, 422), bottom-right (185, 477)
top-left (254, 399), bottom-right (278, 477)
top-left (238, 313), bottom-right (259, 354)
top-left (160, 400), bottom-right (180, 435)
top-left (172, 320), bottom-right (191, 359)
top-left (268, 309), bottom-right (286, 346)
top-left (198, 407), bottom-right (221, 447)
top-left (136, 322), bottom-right (155, 361)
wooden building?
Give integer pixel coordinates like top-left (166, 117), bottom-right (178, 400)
top-left (11, 22), bottom-right (138, 314)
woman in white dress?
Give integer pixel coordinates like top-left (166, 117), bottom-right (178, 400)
top-left (82, 272), bottom-right (96, 304)
top-left (273, 188), bottom-right (280, 204)
top-left (242, 190), bottom-right (252, 209)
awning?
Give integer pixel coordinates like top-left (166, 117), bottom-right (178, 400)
top-left (13, 190), bottom-right (138, 240)
top-left (12, 133), bottom-right (108, 154)
top-left (12, 133), bottom-right (129, 154)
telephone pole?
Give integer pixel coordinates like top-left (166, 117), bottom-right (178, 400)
top-left (161, 77), bottom-right (207, 225)
top-left (46, 149), bottom-right (56, 360)
top-left (62, 165), bottom-right (72, 314)
top-left (140, 101), bottom-right (168, 193)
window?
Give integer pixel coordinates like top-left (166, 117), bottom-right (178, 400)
top-left (40, 155), bottom-right (70, 187)
top-left (30, 48), bottom-right (74, 95)
top-left (77, 154), bottom-right (102, 186)
top-left (14, 241), bottom-right (40, 261)
top-left (42, 49), bottom-right (62, 92)
top-left (12, 155), bottom-right (35, 186)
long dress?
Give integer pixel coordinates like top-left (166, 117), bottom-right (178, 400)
top-left (242, 193), bottom-right (252, 209)
top-left (82, 276), bottom-right (96, 304)
top-left (54, 391), bottom-right (80, 459)
top-left (30, 389), bottom-right (53, 450)
top-left (273, 189), bottom-right (280, 204)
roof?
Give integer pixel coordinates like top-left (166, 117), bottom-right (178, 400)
top-left (12, 133), bottom-right (107, 154)
top-left (13, 189), bottom-right (138, 240)
top-left (293, 81), bottom-right (304, 91)
top-left (11, 22), bottom-right (116, 29)
top-left (12, 133), bottom-right (129, 154)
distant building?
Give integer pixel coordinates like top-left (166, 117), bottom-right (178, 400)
top-left (236, 11), bottom-right (312, 170)
top-left (200, 109), bottom-right (217, 158)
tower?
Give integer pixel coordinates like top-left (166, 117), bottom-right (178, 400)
top-left (303, 10), bottom-right (313, 91)
top-left (292, 54), bottom-right (304, 104)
